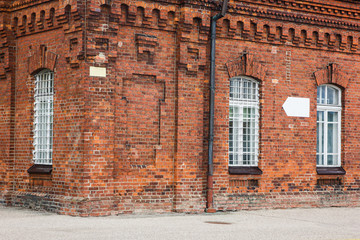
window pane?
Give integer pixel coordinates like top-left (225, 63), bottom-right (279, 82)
top-left (229, 77), bottom-right (259, 166)
top-left (243, 107), bottom-right (249, 165)
top-left (33, 70), bottom-right (54, 165)
top-left (230, 81), bottom-right (234, 99)
top-left (242, 80), bottom-right (247, 99)
top-left (327, 86), bottom-right (335, 105)
top-left (317, 85), bottom-right (341, 167)
top-left (327, 154), bottom-right (338, 166)
top-left (317, 110), bottom-right (325, 166)
top-left (316, 154), bottom-right (324, 166)
top-left (316, 123), bottom-right (324, 153)
top-left (317, 86), bottom-right (321, 104)
top-left (317, 111), bottom-right (324, 122)
top-left (327, 123), bottom-right (338, 154)
top-left (243, 106), bottom-right (257, 166)
top-left (317, 85), bottom-right (326, 104)
top-left (326, 86), bottom-right (339, 106)
top-left (318, 85), bottom-right (340, 106)
top-left (328, 111), bottom-right (338, 123)
top-left (327, 155), bottom-right (334, 166)
top-left (333, 88), bottom-right (339, 105)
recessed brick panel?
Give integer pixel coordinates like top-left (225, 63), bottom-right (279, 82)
top-left (122, 74), bottom-right (164, 166)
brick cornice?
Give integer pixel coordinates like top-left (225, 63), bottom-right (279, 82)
top-left (228, 3), bottom-right (360, 31)
top-left (8, 0), bottom-right (53, 10)
top-left (235, 0), bottom-right (360, 20)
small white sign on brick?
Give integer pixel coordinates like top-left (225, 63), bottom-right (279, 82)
top-left (90, 66), bottom-right (107, 77)
top-left (282, 97), bottom-right (310, 117)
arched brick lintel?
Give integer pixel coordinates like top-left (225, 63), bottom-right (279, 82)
top-left (225, 53), bottom-right (267, 82)
top-left (314, 63), bottom-right (349, 89)
top-left (28, 45), bottom-right (58, 75)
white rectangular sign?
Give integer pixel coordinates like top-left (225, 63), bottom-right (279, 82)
top-left (282, 97), bottom-right (310, 117)
top-left (90, 66), bottom-right (106, 77)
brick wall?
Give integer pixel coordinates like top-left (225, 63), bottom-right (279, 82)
top-left (0, 0), bottom-right (359, 216)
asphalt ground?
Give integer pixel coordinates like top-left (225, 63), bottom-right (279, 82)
top-left (0, 206), bottom-right (359, 240)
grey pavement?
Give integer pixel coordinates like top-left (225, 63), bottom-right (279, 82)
top-left (0, 206), bottom-right (359, 240)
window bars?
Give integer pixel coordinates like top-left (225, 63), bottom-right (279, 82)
top-left (316, 85), bottom-right (341, 167)
top-left (33, 70), bottom-right (54, 165)
top-left (229, 77), bottom-right (259, 166)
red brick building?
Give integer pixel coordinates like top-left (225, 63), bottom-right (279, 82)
top-left (0, 0), bottom-right (359, 216)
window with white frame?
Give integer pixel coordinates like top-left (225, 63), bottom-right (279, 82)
top-left (33, 69), bottom-right (54, 165)
top-left (229, 76), bottom-right (259, 166)
top-left (316, 84), bottom-right (341, 167)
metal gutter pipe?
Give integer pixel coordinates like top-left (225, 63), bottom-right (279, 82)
top-left (207, 0), bottom-right (228, 213)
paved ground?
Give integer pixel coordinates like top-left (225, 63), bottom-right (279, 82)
top-left (0, 206), bottom-right (359, 240)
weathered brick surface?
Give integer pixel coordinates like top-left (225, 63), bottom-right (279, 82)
top-left (0, 0), bottom-right (359, 216)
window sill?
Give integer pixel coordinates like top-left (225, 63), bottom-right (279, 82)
top-left (27, 164), bottom-right (52, 174)
top-left (316, 166), bottom-right (346, 175)
top-left (229, 166), bottom-right (262, 175)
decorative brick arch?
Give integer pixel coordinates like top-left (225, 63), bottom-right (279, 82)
top-left (314, 63), bottom-right (350, 88)
top-left (28, 45), bottom-right (58, 74)
top-left (225, 52), bottom-right (267, 81)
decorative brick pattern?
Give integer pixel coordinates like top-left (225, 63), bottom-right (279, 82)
top-left (314, 63), bottom-right (350, 88)
top-left (226, 53), bottom-right (267, 80)
top-left (135, 34), bottom-right (158, 64)
top-left (28, 45), bottom-right (57, 74)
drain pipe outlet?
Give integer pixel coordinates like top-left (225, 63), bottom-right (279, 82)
top-left (207, 0), bottom-right (228, 213)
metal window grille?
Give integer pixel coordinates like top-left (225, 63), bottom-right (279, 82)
top-left (316, 85), bottom-right (341, 167)
top-left (229, 77), bottom-right (259, 166)
top-left (33, 70), bottom-right (54, 165)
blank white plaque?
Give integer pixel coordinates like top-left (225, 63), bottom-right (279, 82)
top-left (90, 66), bottom-right (106, 77)
top-left (282, 97), bottom-right (310, 117)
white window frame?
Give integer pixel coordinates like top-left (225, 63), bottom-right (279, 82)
top-left (33, 69), bottom-right (54, 165)
top-left (316, 84), bottom-right (341, 167)
top-left (229, 76), bottom-right (259, 167)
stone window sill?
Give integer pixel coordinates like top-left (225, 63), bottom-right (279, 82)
top-left (316, 166), bottom-right (346, 175)
top-left (27, 164), bottom-right (52, 174)
top-left (229, 166), bottom-right (262, 175)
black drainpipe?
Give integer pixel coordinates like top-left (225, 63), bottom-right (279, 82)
top-left (207, 0), bottom-right (228, 212)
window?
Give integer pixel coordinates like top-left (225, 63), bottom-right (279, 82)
top-left (229, 77), bottom-right (259, 166)
top-left (316, 84), bottom-right (341, 167)
top-left (33, 70), bottom-right (54, 165)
